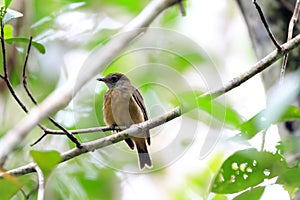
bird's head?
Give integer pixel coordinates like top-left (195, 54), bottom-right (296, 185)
top-left (97, 73), bottom-right (131, 88)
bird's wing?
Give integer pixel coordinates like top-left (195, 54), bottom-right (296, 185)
top-left (132, 89), bottom-right (151, 145)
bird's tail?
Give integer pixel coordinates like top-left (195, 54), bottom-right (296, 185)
top-left (136, 142), bottom-right (152, 170)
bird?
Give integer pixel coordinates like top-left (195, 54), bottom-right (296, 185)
top-left (97, 73), bottom-right (152, 169)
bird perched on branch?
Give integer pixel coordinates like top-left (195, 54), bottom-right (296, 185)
top-left (97, 73), bottom-right (152, 169)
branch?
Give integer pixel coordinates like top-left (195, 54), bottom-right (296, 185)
top-left (0, 0), bottom-right (180, 160)
top-left (35, 166), bottom-right (45, 200)
top-left (253, 0), bottom-right (282, 51)
top-left (2, 33), bottom-right (300, 178)
top-left (280, 0), bottom-right (300, 82)
top-left (207, 33), bottom-right (300, 98)
top-left (30, 126), bottom-right (122, 146)
top-left (22, 38), bottom-right (82, 148)
top-left (0, 107), bottom-right (181, 178)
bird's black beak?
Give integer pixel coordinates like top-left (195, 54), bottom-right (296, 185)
top-left (97, 77), bottom-right (105, 82)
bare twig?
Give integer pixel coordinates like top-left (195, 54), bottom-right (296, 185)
top-left (30, 126), bottom-right (122, 146)
top-left (280, 0), bottom-right (300, 82)
top-left (2, 32), bottom-right (300, 178)
top-left (9, 32), bottom-right (82, 148)
top-left (34, 166), bottom-right (45, 200)
top-left (253, 0), bottom-right (282, 51)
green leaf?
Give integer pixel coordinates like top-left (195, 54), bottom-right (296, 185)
top-left (5, 37), bottom-right (46, 54)
top-left (171, 91), bottom-right (243, 128)
top-left (239, 105), bottom-right (300, 139)
top-left (212, 149), bottom-right (286, 194)
top-left (0, 175), bottom-right (32, 199)
top-left (233, 187), bottom-right (265, 200)
top-left (277, 105), bottom-right (300, 122)
top-left (4, 0), bottom-right (13, 9)
top-left (0, 178), bottom-right (21, 199)
top-left (4, 24), bottom-right (13, 39)
top-left (30, 150), bottom-right (62, 177)
top-left (197, 96), bottom-right (244, 129)
top-left (3, 8), bottom-right (23, 24)
top-left (277, 166), bottom-right (300, 188)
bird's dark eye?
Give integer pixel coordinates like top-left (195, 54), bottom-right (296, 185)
top-left (111, 75), bottom-right (119, 82)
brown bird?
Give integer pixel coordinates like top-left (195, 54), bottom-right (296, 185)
top-left (97, 73), bottom-right (152, 169)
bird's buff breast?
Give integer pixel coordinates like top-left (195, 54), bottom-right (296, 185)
top-left (103, 88), bottom-right (144, 126)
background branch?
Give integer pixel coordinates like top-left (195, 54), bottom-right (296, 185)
top-left (253, 0), bottom-right (282, 51)
top-left (280, 0), bottom-right (300, 82)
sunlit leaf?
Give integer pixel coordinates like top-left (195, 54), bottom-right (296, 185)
top-left (5, 37), bottom-right (46, 54)
top-left (239, 105), bottom-right (300, 139)
top-left (3, 8), bottom-right (23, 24)
top-left (4, 24), bottom-right (13, 39)
top-left (233, 187), bottom-right (265, 200)
top-left (211, 194), bottom-right (227, 200)
top-left (172, 91), bottom-right (243, 128)
top-left (197, 96), bottom-right (244, 129)
top-left (212, 149), bottom-right (286, 194)
top-left (30, 150), bottom-right (62, 177)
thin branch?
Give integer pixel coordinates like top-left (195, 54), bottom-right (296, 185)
top-left (1, 19), bottom-right (8, 78)
top-left (21, 38), bottom-right (82, 148)
top-left (30, 126), bottom-right (124, 146)
top-left (34, 166), bottom-right (45, 200)
top-left (253, 0), bottom-right (282, 51)
top-left (207, 33), bottom-right (300, 98)
top-left (22, 36), bottom-right (37, 105)
top-left (2, 33), bottom-right (300, 178)
top-left (280, 0), bottom-right (300, 82)
top-left (0, 26), bottom-right (29, 113)
top-left (178, 0), bottom-right (186, 16)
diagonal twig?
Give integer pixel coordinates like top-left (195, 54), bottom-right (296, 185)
top-left (21, 37), bottom-right (82, 148)
top-left (29, 125), bottom-right (121, 147)
top-left (253, 0), bottom-right (282, 51)
top-left (280, 0), bottom-right (300, 82)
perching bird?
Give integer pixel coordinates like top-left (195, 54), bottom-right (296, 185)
top-left (97, 73), bottom-right (152, 169)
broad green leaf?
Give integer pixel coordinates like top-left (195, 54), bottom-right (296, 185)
top-left (233, 187), bottom-right (265, 200)
top-left (4, 0), bottom-right (12, 9)
top-left (172, 91), bottom-right (243, 128)
top-left (30, 150), bottom-right (62, 177)
top-left (197, 96), bottom-right (244, 129)
top-left (3, 8), bottom-right (23, 24)
top-left (5, 37), bottom-right (46, 54)
top-left (212, 149), bottom-right (285, 194)
top-left (239, 105), bottom-right (300, 139)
